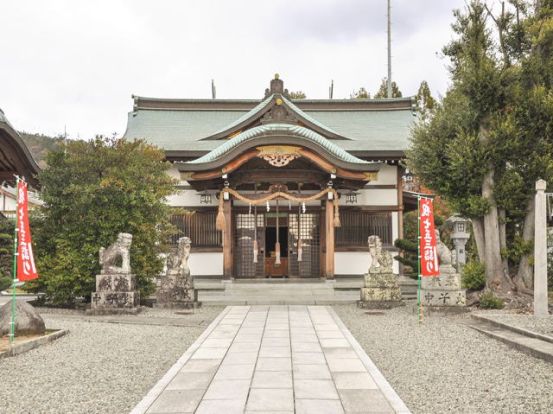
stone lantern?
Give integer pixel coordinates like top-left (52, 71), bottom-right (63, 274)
top-left (446, 216), bottom-right (471, 270)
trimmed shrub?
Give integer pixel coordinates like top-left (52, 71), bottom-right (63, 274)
top-left (461, 260), bottom-right (486, 290)
top-left (479, 290), bottom-right (504, 309)
top-left (0, 275), bottom-right (11, 291)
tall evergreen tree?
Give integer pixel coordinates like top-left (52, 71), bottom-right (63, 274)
top-left (409, 1), bottom-right (553, 294)
top-left (374, 78), bottom-right (403, 98)
top-left (349, 87), bottom-right (370, 99)
top-left (415, 80), bottom-right (436, 118)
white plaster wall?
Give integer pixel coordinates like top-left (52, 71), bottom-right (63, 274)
top-left (340, 188), bottom-right (397, 206)
top-left (189, 252), bottom-right (223, 276)
top-left (370, 164), bottom-right (397, 185)
top-left (166, 189), bottom-right (219, 208)
top-left (335, 252), bottom-right (367, 276)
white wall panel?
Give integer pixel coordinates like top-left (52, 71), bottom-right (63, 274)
top-left (189, 252), bottom-right (223, 276)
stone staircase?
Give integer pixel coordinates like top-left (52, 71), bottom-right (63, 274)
top-left (194, 274), bottom-right (418, 305)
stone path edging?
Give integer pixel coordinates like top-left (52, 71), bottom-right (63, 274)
top-left (327, 307), bottom-right (412, 414)
top-left (471, 314), bottom-right (553, 344)
top-left (129, 306), bottom-right (231, 414)
top-left (469, 316), bottom-right (553, 364)
top-left (0, 329), bottom-right (68, 360)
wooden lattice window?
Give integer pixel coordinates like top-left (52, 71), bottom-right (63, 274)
top-left (170, 209), bottom-right (222, 248)
top-left (336, 210), bottom-right (392, 248)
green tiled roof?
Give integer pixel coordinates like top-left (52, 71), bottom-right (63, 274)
top-left (124, 99), bottom-right (415, 153)
top-left (188, 124), bottom-right (370, 165)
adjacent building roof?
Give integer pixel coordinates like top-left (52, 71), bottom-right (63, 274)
top-left (123, 77), bottom-right (416, 158)
top-left (0, 108), bottom-right (40, 186)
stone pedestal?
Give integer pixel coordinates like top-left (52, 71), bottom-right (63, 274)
top-left (359, 271), bottom-right (402, 309)
top-left (421, 265), bottom-right (466, 308)
top-left (90, 274), bottom-right (140, 314)
top-left (155, 274), bottom-right (199, 309)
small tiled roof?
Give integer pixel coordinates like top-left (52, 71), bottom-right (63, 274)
top-left (187, 123), bottom-right (370, 165)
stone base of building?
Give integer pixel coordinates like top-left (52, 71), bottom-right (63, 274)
top-left (91, 273), bottom-right (140, 313)
top-left (357, 299), bottom-right (404, 309)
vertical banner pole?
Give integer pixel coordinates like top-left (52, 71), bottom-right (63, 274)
top-left (9, 176), bottom-right (20, 345)
top-left (417, 196), bottom-right (422, 324)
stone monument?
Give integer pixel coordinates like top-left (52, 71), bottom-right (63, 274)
top-left (421, 229), bottom-right (466, 309)
top-left (359, 235), bottom-right (402, 309)
top-left (156, 237), bottom-right (199, 309)
top-left (90, 233), bottom-right (140, 314)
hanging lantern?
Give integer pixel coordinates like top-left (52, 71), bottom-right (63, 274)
top-left (266, 201), bottom-right (270, 212)
top-left (302, 202), bottom-right (306, 214)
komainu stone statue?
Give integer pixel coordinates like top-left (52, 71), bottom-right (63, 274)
top-left (421, 229), bottom-right (466, 309)
top-left (359, 235), bottom-right (402, 309)
top-left (156, 237), bottom-right (199, 309)
top-left (90, 232), bottom-right (140, 314)
top-left (99, 233), bottom-right (132, 274)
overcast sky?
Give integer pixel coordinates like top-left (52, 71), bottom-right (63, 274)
top-left (0, 0), bottom-right (466, 139)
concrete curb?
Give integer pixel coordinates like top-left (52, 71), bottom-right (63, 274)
top-left (327, 306), bottom-right (412, 414)
top-left (129, 306), bottom-right (232, 414)
top-left (0, 329), bottom-right (69, 360)
top-left (471, 314), bottom-right (553, 344)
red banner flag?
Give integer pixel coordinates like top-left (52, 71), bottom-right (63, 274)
top-left (17, 180), bottom-right (38, 281)
top-left (419, 198), bottom-right (439, 277)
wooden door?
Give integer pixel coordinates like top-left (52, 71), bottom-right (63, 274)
top-left (234, 212), bottom-right (265, 278)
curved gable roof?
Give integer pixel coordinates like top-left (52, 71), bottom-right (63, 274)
top-left (182, 123), bottom-right (380, 173)
top-left (199, 94), bottom-right (350, 141)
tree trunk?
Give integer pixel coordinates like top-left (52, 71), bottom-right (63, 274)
top-left (499, 208), bottom-right (509, 275)
top-left (514, 197), bottom-right (535, 290)
top-left (482, 169), bottom-right (513, 292)
top-left (472, 217), bottom-right (486, 263)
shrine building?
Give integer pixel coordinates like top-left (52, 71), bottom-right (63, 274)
top-left (123, 76), bottom-right (415, 281)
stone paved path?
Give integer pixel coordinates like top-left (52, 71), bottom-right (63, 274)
top-left (131, 305), bottom-right (411, 414)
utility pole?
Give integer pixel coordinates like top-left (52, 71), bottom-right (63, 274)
top-left (211, 79), bottom-right (216, 99)
top-left (387, 0), bottom-right (392, 98)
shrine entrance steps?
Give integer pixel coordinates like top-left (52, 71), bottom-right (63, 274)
top-left (194, 275), bottom-right (417, 305)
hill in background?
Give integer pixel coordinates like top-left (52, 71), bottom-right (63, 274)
top-left (18, 132), bottom-right (64, 168)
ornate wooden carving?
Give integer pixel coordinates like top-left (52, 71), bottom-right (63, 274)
top-left (257, 145), bottom-right (301, 167)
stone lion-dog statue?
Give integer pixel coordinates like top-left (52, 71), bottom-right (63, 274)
top-left (99, 233), bottom-right (133, 274)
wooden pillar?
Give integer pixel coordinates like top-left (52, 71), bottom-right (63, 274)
top-left (397, 166), bottom-right (404, 240)
top-left (223, 198), bottom-right (233, 280)
top-left (325, 198), bottom-right (335, 279)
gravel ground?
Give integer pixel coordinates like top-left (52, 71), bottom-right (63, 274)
top-left (474, 311), bottom-right (553, 336)
top-left (334, 302), bottom-right (553, 414)
top-left (0, 306), bottom-right (223, 414)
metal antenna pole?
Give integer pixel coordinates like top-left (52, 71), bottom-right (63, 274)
top-left (387, 0), bottom-right (392, 98)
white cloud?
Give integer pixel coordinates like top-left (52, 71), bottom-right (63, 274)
top-left (0, 0), bottom-right (465, 139)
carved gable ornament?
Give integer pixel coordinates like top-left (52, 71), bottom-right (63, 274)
top-left (257, 145), bottom-right (301, 167)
